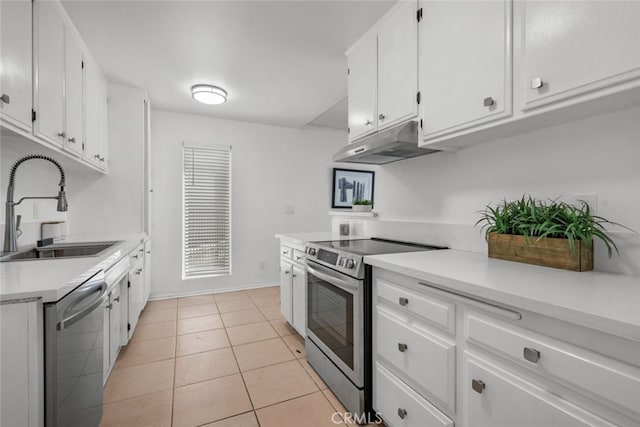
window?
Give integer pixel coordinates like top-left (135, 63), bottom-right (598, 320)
top-left (182, 144), bottom-right (231, 278)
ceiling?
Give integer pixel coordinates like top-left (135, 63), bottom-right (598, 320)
top-left (62, 0), bottom-right (396, 129)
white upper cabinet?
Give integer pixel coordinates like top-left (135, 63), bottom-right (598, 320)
top-left (347, 1), bottom-right (418, 143)
top-left (521, 1), bottom-right (640, 111)
top-left (0, 0), bottom-right (33, 133)
top-left (64, 27), bottom-right (84, 157)
top-left (420, 0), bottom-right (512, 140)
top-left (85, 57), bottom-right (108, 169)
top-left (33, 0), bottom-right (66, 148)
top-left (348, 35), bottom-right (378, 142)
top-left (377, 1), bottom-right (418, 131)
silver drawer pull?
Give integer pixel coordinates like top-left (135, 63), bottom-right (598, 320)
top-left (531, 77), bottom-right (544, 89)
top-left (483, 96), bottom-right (495, 107)
top-left (397, 408), bottom-right (407, 419)
top-left (378, 113), bottom-right (386, 120)
top-left (523, 347), bottom-right (540, 363)
top-left (1, 94), bottom-right (10, 104)
top-left (398, 297), bottom-right (409, 306)
top-left (398, 343), bottom-right (408, 352)
top-left (113, 296), bottom-right (120, 303)
top-left (296, 256), bottom-right (302, 260)
top-left (472, 379), bottom-right (486, 394)
top-left (284, 270), bottom-right (290, 275)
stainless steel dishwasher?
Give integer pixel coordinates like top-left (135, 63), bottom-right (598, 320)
top-left (44, 270), bottom-right (108, 427)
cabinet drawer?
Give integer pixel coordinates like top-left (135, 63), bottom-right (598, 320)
top-left (280, 245), bottom-right (293, 260)
top-left (375, 362), bottom-right (453, 427)
top-left (466, 311), bottom-right (640, 415)
top-left (464, 352), bottom-right (616, 427)
top-left (292, 249), bottom-right (305, 264)
top-left (377, 305), bottom-right (456, 411)
top-left (377, 277), bottom-right (455, 333)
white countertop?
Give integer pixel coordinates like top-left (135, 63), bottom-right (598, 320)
top-left (275, 232), bottom-right (370, 245)
top-left (0, 233), bottom-right (148, 303)
top-left (365, 249), bottom-right (640, 342)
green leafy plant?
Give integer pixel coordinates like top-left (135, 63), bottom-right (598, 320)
top-left (475, 196), bottom-right (631, 257)
top-left (353, 199), bottom-right (372, 206)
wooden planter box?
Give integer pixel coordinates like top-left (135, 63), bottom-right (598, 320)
top-left (487, 233), bottom-right (593, 272)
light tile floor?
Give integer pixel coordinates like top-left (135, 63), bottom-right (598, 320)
top-left (100, 286), bottom-right (381, 427)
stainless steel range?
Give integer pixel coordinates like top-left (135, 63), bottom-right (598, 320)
top-left (304, 238), bottom-right (446, 420)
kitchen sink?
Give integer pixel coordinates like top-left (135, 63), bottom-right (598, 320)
top-left (0, 241), bottom-right (121, 262)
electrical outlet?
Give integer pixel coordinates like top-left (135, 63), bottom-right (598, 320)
top-left (33, 202), bottom-right (40, 219)
top-left (285, 205), bottom-right (295, 215)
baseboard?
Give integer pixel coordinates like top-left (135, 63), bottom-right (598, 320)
top-left (148, 282), bottom-right (280, 301)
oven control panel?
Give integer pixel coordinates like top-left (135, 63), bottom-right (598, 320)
top-left (305, 244), bottom-right (362, 278)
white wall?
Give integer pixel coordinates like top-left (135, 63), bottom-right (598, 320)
top-left (150, 110), bottom-right (346, 298)
top-left (333, 106), bottom-right (640, 275)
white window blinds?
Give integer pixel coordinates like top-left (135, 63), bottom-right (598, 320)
top-left (182, 144), bottom-right (231, 278)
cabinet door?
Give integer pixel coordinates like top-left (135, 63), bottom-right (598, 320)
top-left (420, 0), bottom-right (511, 139)
top-left (522, 1), bottom-right (640, 110)
top-left (34, 0), bottom-right (65, 147)
top-left (84, 57), bottom-right (101, 166)
top-left (128, 262), bottom-right (144, 339)
top-left (280, 260), bottom-right (293, 323)
top-left (347, 35), bottom-right (377, 142)
top-left (377, 1), bottom-right (418, 130)
top-left (143, 241), bottom-right (151, 305)
top-left (97, 73), bottom-right (109, 170)
top-left (291, 264), bottom-right (306, 336)
top-left (64, 27), bottom-right (84, 157)
top-left (463, 352), bottom-right (617, 427)
top-left (0, 0), bottom-right (32, 132)
top-left (109, 285), bottom-right (122, 366)
top-left (1, 301), bottom-right (43, 427)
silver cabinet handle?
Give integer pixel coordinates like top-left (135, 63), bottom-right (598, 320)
top-left (146, 250), bottom-right (151, 254)
top-left (284, 270), bottom-right (290, 275)
top-left (57, 131), bottom-right (66, 138)
top-left (282, 250), bottom-right (288, 255)
top-left (292, 274), bottom-right (297, 278)
top-left (531, 77), bottom-right (544, 89)
top-left (365, 119), bottom-right (373, 126)
top-left (398, 297), bottom-right (409, 306)
top-left (106, 303), bottom-right (113, 310)
top-left (68, 137), bottom-right (76, 143)
top-left (472, 379), bottom-right (486, 394)
top-left (99, 156), bottom-right (105, 162)
top-left (113, 296), bottom-right (120, 303)
top-left (397, 408), bottom-right (407, 419)
top-left (378, 113), bottom-right (386, 120)
top-left (94, 154), bottom-right (100, 159)
top-left (296, 256), bottom-right (302, 260)
top-left (523, 347), bottom-right (540, 363)
top-left (398, 343), bottom-right (408, 352)
top-left (0, 94), bottom-right (10, 104)
top-left (483, 97), bottom-right (495, 107)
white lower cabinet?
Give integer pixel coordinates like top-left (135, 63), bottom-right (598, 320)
top-left (372, 267), bottom-right (640, 427)
top-left (0, 300), bottom-right (43, 427)
top-left (376, 304), bottom-right (456, 411)
top-left (463, 352), bottom-right (616, 427)
top-left (279, 241), bottom-right (307, 336)
top-left (128, 244), bottom-right (145, 340)
top-left (375, 363), bottom-right (454, 427)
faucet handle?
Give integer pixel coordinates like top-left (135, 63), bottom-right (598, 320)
top-left (16, 215), bottom-right (22, 238)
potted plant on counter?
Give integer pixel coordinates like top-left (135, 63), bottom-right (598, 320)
top-left (352, 199), bottom-right (373, 212)
top-left (476, 196), bottom-right (630, 271)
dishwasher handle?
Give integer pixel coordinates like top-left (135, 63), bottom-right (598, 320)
top-left (58, 272), bottom-right (108, 330)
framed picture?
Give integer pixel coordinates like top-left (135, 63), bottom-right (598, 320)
top-left (332, 168), bottom-right (375, 208)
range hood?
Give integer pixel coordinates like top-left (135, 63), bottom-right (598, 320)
top-left (333, 121), bottom-right (439, 165)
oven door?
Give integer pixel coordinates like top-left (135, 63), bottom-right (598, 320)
top-left (306, 260), bottom-right (363, 387)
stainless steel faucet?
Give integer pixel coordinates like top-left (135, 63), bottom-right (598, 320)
top-left (3, 154), bottom-right (68, 252)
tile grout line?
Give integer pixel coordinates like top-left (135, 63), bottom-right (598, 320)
top-left (223, 303), bottom-right (263, 427)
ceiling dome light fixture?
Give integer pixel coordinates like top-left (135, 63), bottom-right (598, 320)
top-left (191, 84), bottom-right (227, 105)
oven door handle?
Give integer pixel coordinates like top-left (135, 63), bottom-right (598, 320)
top-left (306, 264), bottom-right (360, 292)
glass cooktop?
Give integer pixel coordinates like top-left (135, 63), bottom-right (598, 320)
top-left (313, 238), bottom-right (447, 256)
